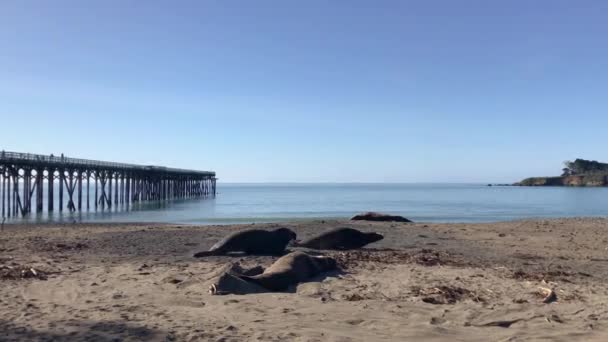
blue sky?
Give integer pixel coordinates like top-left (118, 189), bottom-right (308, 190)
top-left (1, 1), bottom-right (607, 182)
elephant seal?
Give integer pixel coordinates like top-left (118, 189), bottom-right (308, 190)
top-left (294, 228), bottom-right (383, 250)
top-left (193, 228), bottom-right (297, 258)
top-left (237, 251), bottom-right (337, 291)
top-left (351, 212), bottom-right (412, 222)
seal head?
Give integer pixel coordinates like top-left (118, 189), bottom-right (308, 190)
top-left (364, 232), bottom-right (384, 244)
top-left (273, 227), bottom-right (297, 245)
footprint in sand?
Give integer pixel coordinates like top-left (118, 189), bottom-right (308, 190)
top-left (346, 319), bottom-right (365, 325)
top-left (430, 317), bottom-right (446, 325)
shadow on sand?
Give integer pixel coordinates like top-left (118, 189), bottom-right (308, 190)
top-left (0, 320), bottom-right (165, 342)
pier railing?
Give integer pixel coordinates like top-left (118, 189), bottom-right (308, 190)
top-left (0, 151), bottom-right (214, 176)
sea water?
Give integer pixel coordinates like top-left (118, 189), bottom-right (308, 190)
top-left (5, 183), bottom-right (608, 224)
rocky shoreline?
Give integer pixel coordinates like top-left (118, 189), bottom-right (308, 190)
top-left (516, 159), bottom-right (608, 186)
top-left (515, 174), bottom-right (608, 186)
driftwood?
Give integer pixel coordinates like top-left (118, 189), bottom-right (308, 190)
top-left (0, 265), bottom-right (50, 280)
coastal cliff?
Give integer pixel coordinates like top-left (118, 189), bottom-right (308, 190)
top-left (515, 175), bottom-right (608, 186)
top-left (515, 159), bottom-right (608, 186)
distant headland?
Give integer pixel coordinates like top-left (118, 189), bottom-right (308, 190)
top-left (515, 159), bottom-right (608, 186)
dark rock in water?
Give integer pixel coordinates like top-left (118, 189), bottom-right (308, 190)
top-left (351, 212), bottom-right (412, 223)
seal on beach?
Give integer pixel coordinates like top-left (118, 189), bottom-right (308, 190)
top-left (351, 212), bottom-right (412, 222)
top-left (193, 228), bottom-right (297, 258)
top-left (237, 251), bottom-right (337, 291)
top-left (294, 227), bottom-right (384, 250)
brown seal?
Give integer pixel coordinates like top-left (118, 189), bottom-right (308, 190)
top-left (193, 228), bottom-right (296, 257)
top-left (237, 251), bottom-right (337, 291)
top-left (351, 212), bottom-right (412, 222)
top-left (294, 228), bottom-right (383, 250)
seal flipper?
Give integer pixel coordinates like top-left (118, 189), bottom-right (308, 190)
top-left (193, 250), bottom-right (220, 258)
top-left (209, 271), bottom-right (267, 295)
top-left (236, 274), bottom-right (294, 292)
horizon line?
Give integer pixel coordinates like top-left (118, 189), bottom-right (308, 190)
top-left (216, 181), bottom-right (512, 185)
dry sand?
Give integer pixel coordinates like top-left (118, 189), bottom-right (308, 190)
top-left (2, 218), bottom-right (608, 341)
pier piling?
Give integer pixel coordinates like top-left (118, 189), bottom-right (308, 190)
top-left (0, 151), bottom-right (217, 217)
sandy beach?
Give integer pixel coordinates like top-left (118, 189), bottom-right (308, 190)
top-left (2, 218), bottom-right (608, 341)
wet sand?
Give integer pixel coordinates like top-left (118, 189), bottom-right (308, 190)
top-left (1, 218), bottom-right (608, 341)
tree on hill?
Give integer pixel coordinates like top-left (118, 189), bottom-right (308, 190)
top-left (563, 159), bottom-right (608, 175)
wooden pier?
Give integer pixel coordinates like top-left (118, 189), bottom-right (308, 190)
top-left (0, 151), bottom-right (216, 217)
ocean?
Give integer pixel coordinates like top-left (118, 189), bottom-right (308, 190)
top-left (5, 183), bottom-right (608, 224)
